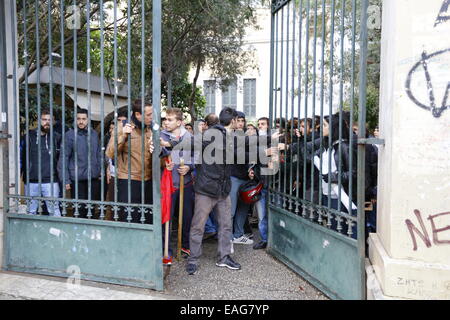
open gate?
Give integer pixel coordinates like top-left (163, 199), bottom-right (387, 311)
top-left (1, 0), bottom-right (164, 290)
top-left (267, 0), bottom-right (369, 299)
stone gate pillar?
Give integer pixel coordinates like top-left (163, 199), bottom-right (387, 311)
top-left (368, 0), bottom-right (450, 299)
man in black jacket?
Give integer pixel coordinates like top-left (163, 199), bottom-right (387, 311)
top-left (58, 108), bottom-right (102, 218)
top-left (185, 107), bottom-right (241, 275)
top-left (20, 109), bottom-right (61, 216)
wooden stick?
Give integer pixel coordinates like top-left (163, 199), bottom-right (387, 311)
top-left (177, 159), bottom-right (185, 261)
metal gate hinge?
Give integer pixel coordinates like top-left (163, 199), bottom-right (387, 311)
top-left (357, 138), bottom-right (385, 146)
top-left (0, 132), bottom-right (12, 139)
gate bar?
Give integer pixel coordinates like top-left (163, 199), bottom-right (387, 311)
top-left (0, 0), bottom-right (11, 270)
top-left (357, 0), bottom-right (370, 300)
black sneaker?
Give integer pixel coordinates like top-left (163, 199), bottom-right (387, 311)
top-left (253, 241), bottom-right (267, 250)
top-left (186, 263), bottom-right (198, 275)
top-left (216, 255), bottom-right (241, 270)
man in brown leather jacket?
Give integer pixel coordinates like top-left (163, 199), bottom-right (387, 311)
top-left (106, 99), bottom-right (154, 223)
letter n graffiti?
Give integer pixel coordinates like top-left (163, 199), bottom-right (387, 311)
top-left (405, 209), bottom-right (432, 251)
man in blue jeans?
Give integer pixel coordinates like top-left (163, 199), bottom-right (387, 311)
top-left (160, 107), bottom-right (195, 263)
top-left (20, 108), bottom-right (62, 216)
top-left (230, 112), bottom-right (254, 245)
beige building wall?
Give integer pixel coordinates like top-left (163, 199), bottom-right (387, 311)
top-left (190, 6), bottom-right (272, 122)
top-left (368, 0), bottom-right (450, 299)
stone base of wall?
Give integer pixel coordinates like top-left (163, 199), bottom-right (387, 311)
top-left (368, 233), bottom-right (450, 300)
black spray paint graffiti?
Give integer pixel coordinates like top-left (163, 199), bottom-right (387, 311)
top-left (435, 0), bottom-right (450, 27)
top-left (405, 48), bottom-right (450, 118)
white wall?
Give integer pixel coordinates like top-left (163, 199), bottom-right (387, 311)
top-left (191, 7), bottom-right (272, 122)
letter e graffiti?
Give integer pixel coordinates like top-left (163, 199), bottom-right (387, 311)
top-left (428, 212), bottom-right (450, 246)
top-left (405, 210), bottom-right (432, 251)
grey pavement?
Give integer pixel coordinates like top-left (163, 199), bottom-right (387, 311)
top-left (163, 228), bottom-right (328, 300)
top-left (0, 227), bottom-right (327, 300)
top-left (0, 271), bottom-right (179, 300)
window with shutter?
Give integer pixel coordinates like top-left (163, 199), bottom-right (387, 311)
top-left (203, 80), bottom-right (216, 114)
top-left (243, 79), bottom-right (256, 117)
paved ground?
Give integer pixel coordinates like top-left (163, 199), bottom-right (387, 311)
top-left (0, 227), bottom-right (327, 300)
top-left (163, 229), bottom-right (328, 300)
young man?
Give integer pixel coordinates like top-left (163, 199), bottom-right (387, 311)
top-left (21, 109), bottom-right (61, 216)
top-left (58, 108), bottom-right (102, 218)
top-left (105, 111), bottom-right (128, 220)
top-left (230, 111), bottom-right (254, 245)
top-left (105, 100), bottom-right (154, 223)
top-left (257, 117), bottom-right (269, 136)
top-left (184, 123), bottom-right (194, 135)
top-left (160, 108), bottom-right (195, 263)
top-left (185, 107), bottom-right (241, 275)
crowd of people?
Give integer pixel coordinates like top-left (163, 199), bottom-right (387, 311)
top-left (20, 100), bottom-right (378, 275)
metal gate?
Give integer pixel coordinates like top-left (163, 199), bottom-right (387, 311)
top-left (267, 0), bottom-right (369, 299)
top-left (1, 0), bottom-right (164, 290)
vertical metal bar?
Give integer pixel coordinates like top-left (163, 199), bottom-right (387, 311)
top-left (278, 6), bottom-right (284, 207)
top-left (272, 11), bottom-right (279, 204)
top-left (10, 0), bottom-right (19, 199)
top-left (73, 0), bottom-right (79, 218)
top-left (60, 0), bottom-right (66, 216)
top-left (289, 0), bottom-right (296, 212)
top-left (268, 4), bottom-right (275, 207)
top-left (337, 0), bottom-right (346, 222)
top-left (0, 0), bottom-right (11, 268)
top-left (99, 0), bottom-right (105, 220)
top-left (295, 0), bottom-right (303, 215)
top-left (113, 0), bottom-right (119, 220)
top-left (349, 0), bottom-right (357, 221)
top-left (327, 0), bottom-right (336, 226)
top-left (309, 0), bottom-right (318, 220)
top-left (140, 0), bottom-right (146, 222)
top-left (152, 0), bottom-right (163, 290)
top-left (23, 0), bottom-right (31, 211)
top-left (357, 0), bottom-right (369, 300)
top-left (48, 0), bottom-right (55, 211)
top-left (86, 0), bottom-right (93, 219)
top-left (35, 0), bottom-right (42, 215)
top-left (283, 4), bottom-right (289, 209)
top-left (127, 0), bottom-right (132, 222)
top-left (318, 0), bottom-right (326, 221)
top-left (302, 0), bottom-right (310, 217)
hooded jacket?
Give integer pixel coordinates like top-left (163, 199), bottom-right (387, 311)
top-left (57, 127), bottom-right (102, 185)
top-left (20, 129), bottom-right (61, 183)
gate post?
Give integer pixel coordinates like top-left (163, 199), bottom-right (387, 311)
top-left (0, 0), bottom-right (18, 271)
top-left (367, 0), bottom-right (450, 299)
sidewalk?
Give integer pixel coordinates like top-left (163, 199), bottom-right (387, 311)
top-left (0, 271), bottom-right (180, 300)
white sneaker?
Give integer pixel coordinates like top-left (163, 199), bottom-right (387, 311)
top-left (232, 235), bottom-right (254, 245)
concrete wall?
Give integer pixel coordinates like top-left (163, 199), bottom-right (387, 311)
top-left (369, 0), bottom-right (450, 299)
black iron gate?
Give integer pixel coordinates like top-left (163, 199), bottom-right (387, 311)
top-left (267, 0), bottom-right (369, 299)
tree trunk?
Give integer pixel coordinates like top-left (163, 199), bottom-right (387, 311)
top-left (188, 58), bottom-right (202, 122)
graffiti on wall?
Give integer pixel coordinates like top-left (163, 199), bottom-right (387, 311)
top-left (405, 1), bottom-right (450, 118)
top-left (405, 49), bottom-right (450, 118)
top-left (405, 209), bottom-right (450, 251)
top-left (435, 0), bottom-right (450, 27)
